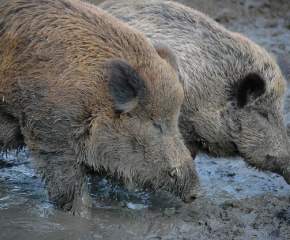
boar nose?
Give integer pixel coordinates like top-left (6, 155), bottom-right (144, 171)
top-left (182, 186), bottom-right (206, 203)
top-left (168, 167), bottom-right (179, 179)
top-left (282, 167), bottom-right (290, 184)
top-left (284, 172), bottom-right (290, 184)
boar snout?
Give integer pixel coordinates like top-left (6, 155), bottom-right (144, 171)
top-left (182, 186), bottom-right (206, 203)
top-left (168, 158), bottom-right (206, 203)
top-left (172, 162), bottom-right (206, 203)
top-left (263, 155), bottom-right (290, 185)
top-left (282, 168), bottom-right (290, 184)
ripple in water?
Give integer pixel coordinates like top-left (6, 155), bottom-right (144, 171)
top-left (88, 174), bottom-right (183, 213)
top-left (1, 150), bottom-right (184, 217)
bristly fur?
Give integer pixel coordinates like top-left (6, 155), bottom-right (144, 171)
top-left (83, 123), bottom-right (201, 200)
top-left (153, 41), bottom-right (179, 73)
top-left (100, 0), bottom-right (290, 185)
top-left (0, 0), bottom-right (203, 216)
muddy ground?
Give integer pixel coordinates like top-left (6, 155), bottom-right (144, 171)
top-left (1, 0), bottom-right (290, 239)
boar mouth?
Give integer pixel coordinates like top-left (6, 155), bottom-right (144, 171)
top-left (144, 164), bottom-right (205, 203)
top-left (238, 154), bottom-right (290, 185)
top-left (181, 186), bottom-right (206, 203)
top-left (265, 155), bottom-right (290, 184)
top-left (93, 163), bottom-right (204, 203)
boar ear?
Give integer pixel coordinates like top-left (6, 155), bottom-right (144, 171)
top-left (106, 59), bottom-right (148, 113)
top-left (234, 73), bottom-right (266, 108)
top-left (154, 42), bottom-right (179, 72)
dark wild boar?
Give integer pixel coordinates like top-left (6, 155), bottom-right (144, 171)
top-left (0, 0), bottom-right (204, 216)
top-left (100, 0), bottom-right (290, 184)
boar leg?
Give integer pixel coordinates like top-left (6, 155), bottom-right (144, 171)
top-left (0, 111), bottom-right (24, 152)
top-left (37, 156), bottom-right (92, 216)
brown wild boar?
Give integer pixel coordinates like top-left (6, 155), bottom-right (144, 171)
top-left (0, 0), bottom-right (204, 216)
top-left (100, 0), bottom-right (290, 184)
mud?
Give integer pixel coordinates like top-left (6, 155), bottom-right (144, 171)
top-left (1, 0), bottom-right (290, 239)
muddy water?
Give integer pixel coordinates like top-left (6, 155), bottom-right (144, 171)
top-left (1, 151), bottom-right (290, 240)
top-left (1, 0), bottom-right (290, 239)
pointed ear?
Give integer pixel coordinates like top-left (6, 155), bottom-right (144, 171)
top-left (232, 73), bottom-right (266, 108)
top-left (106, 59), bottom-right (148, 113)
top-left (153, 42), bottom-right (179, 72)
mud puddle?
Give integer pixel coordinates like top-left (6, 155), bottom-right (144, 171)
top-left (1, 0), bottom-right (290, 239)
top-left (1, 152), bottom-right (290, 239)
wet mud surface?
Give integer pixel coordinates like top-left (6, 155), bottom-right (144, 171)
top-left (1, 0), bottom-right (290, 239)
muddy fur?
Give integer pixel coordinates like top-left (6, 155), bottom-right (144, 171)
top-left (100, 0), bottom-right (290, 184)
top-left (0, 0), bottom-right (204, 216)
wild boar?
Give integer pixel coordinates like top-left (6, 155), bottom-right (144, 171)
top-left (0, 0), bottom-right (204, 216)
top-left (100, 0), bottom-right (290, 184)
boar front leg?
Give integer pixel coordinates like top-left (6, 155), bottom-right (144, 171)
top-left (36, 155), bottom-right (92, 217)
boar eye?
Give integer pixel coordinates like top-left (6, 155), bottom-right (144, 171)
top-left (153, 121), bottom-right (163, 133)
top-left (258, 111), bottom-right (269, 120)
